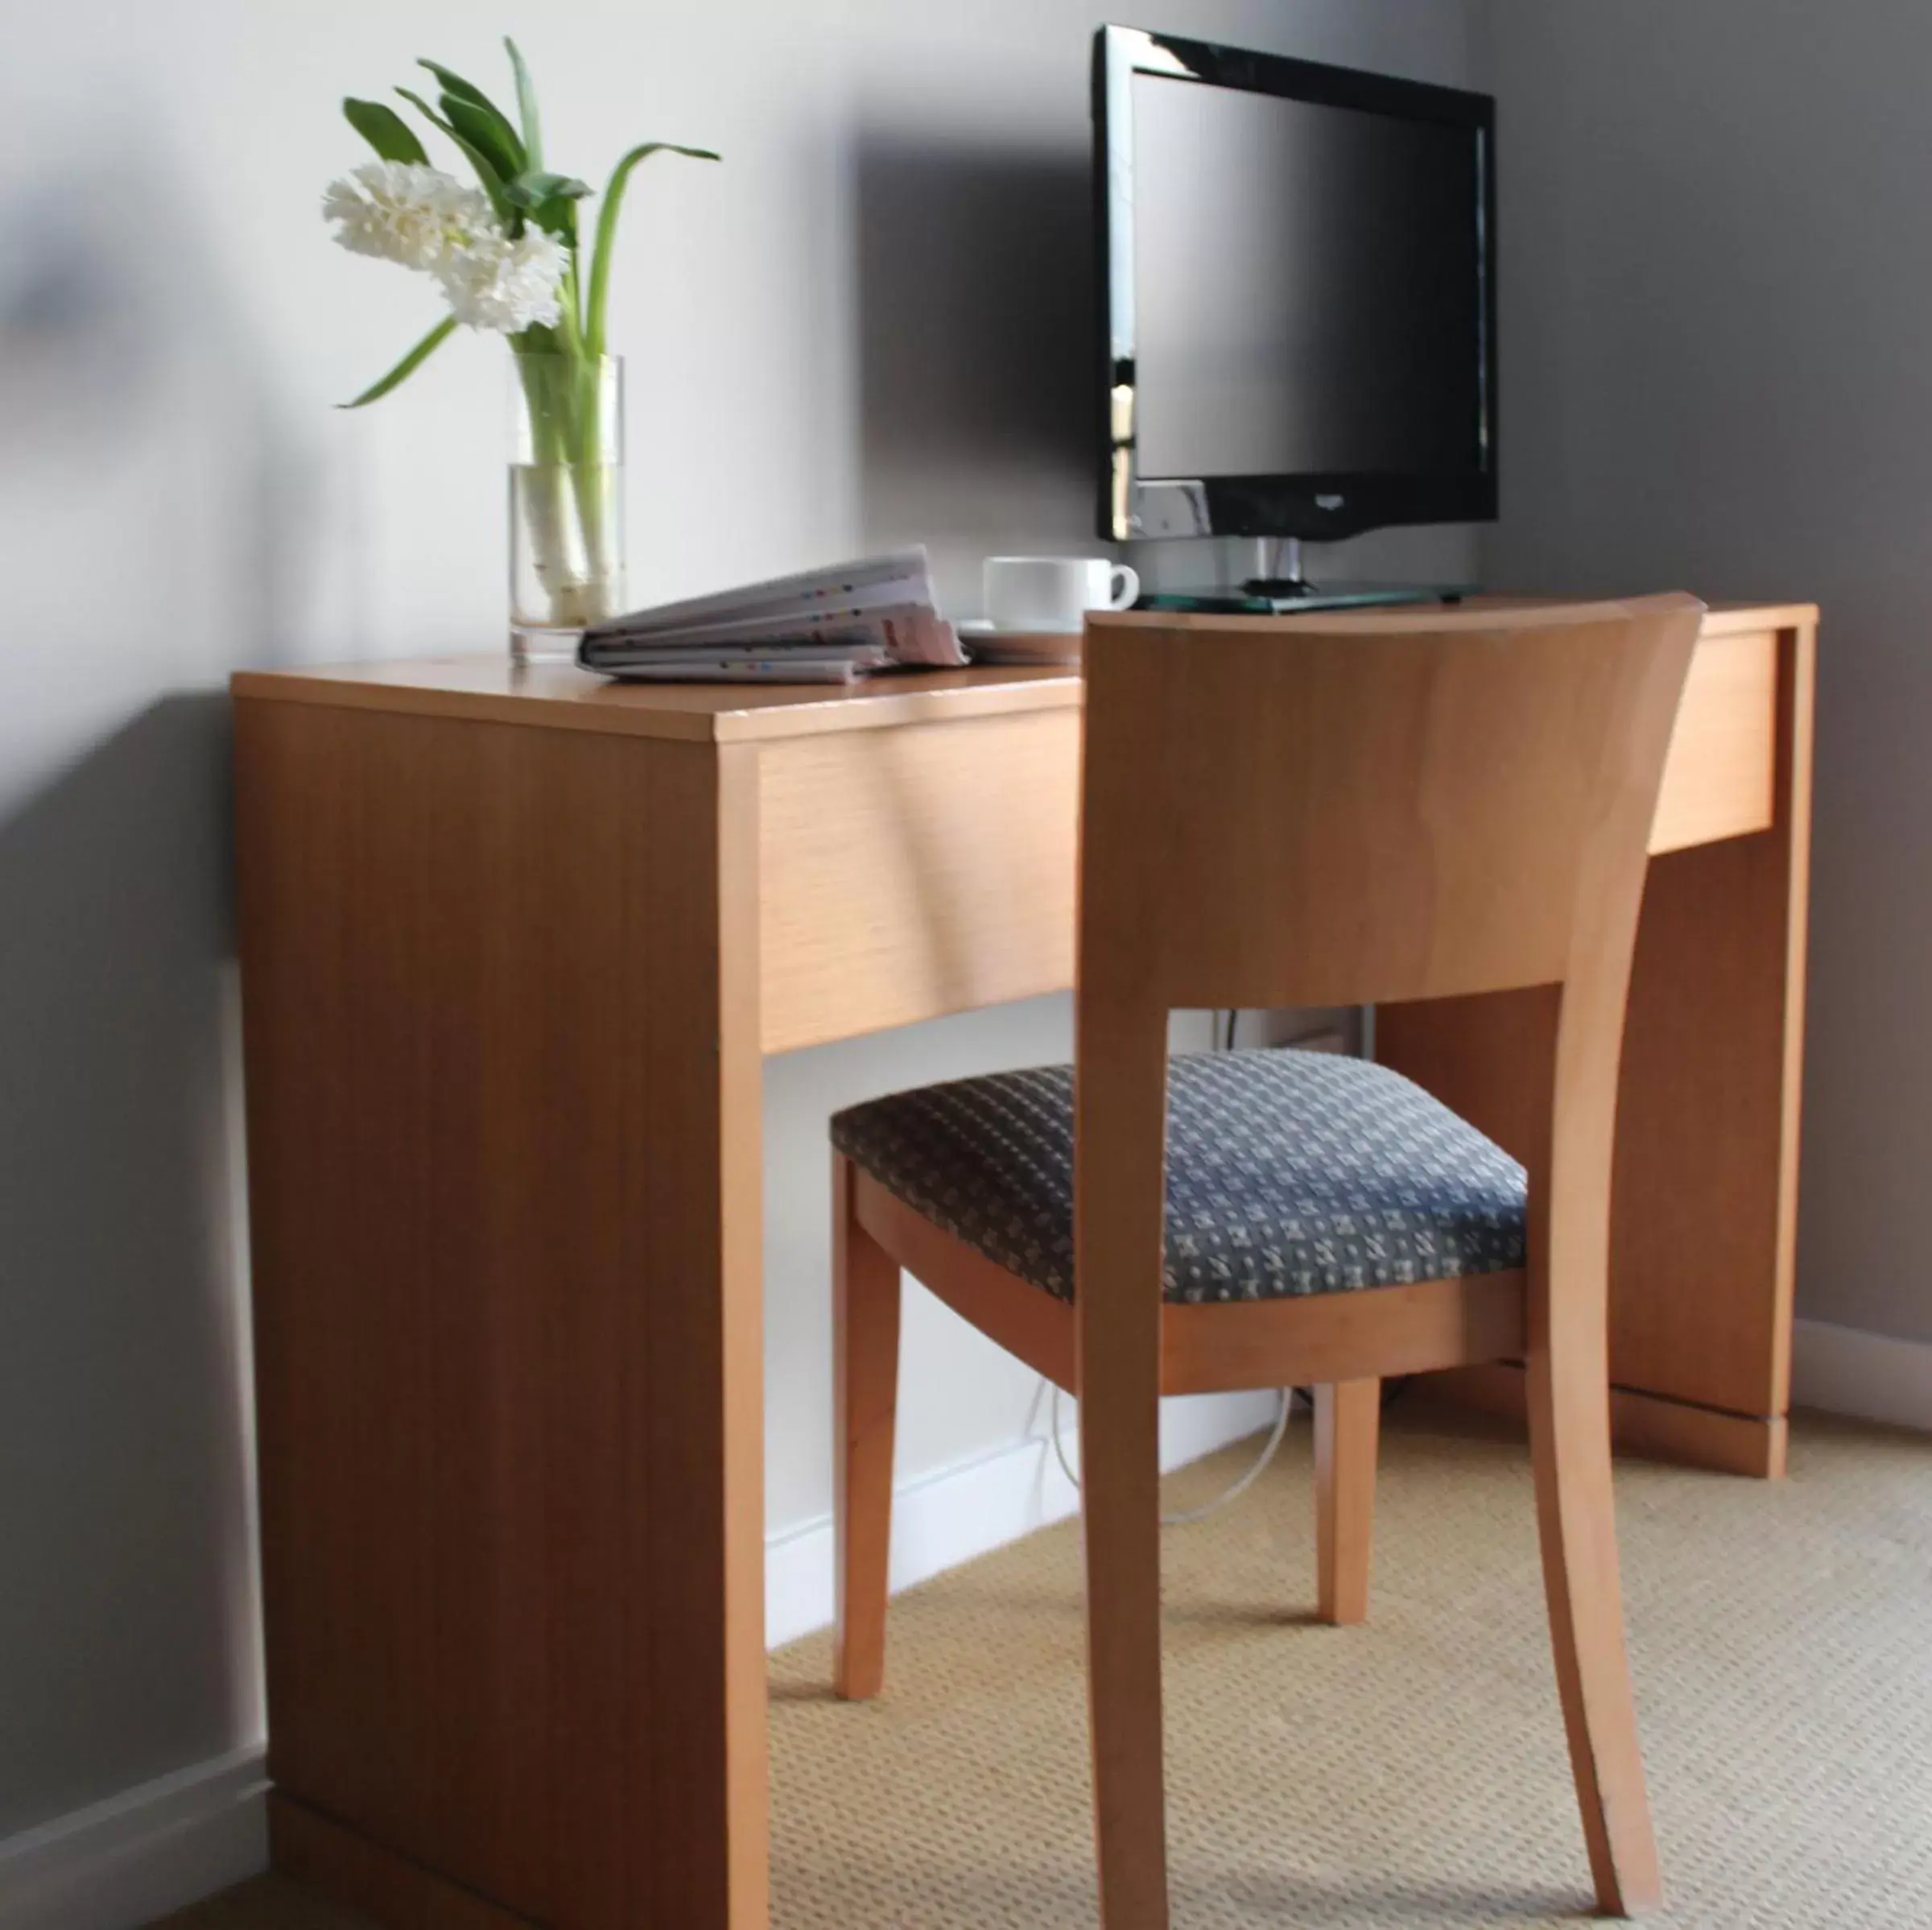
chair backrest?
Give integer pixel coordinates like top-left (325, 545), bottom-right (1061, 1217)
top-left (1075, 597), bottom-right (1706, 1016)
top-left (1067, 598), bottom-right (1704, 1392)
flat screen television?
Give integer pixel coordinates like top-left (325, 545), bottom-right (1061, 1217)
top-left (1094, 26), bottom-right (1497, 553)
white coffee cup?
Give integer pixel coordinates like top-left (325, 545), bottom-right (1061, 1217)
top-left (982, 556), bottom-right (1141, 633)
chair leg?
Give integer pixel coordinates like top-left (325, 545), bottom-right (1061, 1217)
top-left (1526, 1354), bottom-right (1662, 1916)
top-left (1314, 1379), bottom-right (1379, 1626)
top-left (1080, 1374), bottom-right (1170, 1930)
top-left (833, 1156), bottom-right (902, 1701)
top-left (1082, 1399), bottom-right (1166, 1924)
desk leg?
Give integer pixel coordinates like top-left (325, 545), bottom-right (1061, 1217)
top-left (237, 711), bottom-right (768, 1928)
top-left (581, 738), bottom-right (769, 1930)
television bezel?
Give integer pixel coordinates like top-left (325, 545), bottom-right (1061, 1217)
top-left (1093, 24), bottom-right (1498, 544)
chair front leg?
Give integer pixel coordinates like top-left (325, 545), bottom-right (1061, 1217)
top-left (1080, 1367), bottom-right (1170, 1930)
top-left (833, 1155), bottom-right (902, 1701)
top-left (1314, 1378), bottom-right (1380, 1626)
top-left (1075, 993), bottom-right (1173, 1928)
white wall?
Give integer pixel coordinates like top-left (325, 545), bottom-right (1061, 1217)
top-left (1478, 0), bottom-right (1932, 1350)
top-left (0, 0), bottom-right (1488, 1891)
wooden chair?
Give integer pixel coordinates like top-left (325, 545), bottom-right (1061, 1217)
top-left (828, 597), bottom-right (1705, 1926)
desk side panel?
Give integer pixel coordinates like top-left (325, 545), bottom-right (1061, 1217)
top-left (1383, 618), bottom-right (1814, 1440)
top-left (234, 701), bottom-right (765, 1928)
top-left (757, 708), bottom-right (1080, 1053)
top-left (1607, 618), bottom-right (1813, 1416)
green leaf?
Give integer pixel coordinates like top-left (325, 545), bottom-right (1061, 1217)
top-left (504, 38), bottom-right (543, 172)
top-left (396, 87), bottom-right (518, 228)
top-left (530, 199), bottom-right (580, 246)
top-left (416, 60), bottom-right (515, 126)
top-left (417, 61), bottom-right (525, 174)
top-left (336, 315), bottom-right (459, 409)
top-left (584, 141), bottom-right (720, 356)
top-left (505, 169), bottom-right (592, 209)
top-left (443, 93), bottom-right (526, 184)
top-left (343, 97), bottom-right (428, 165)
top-left (506, 168), bottom-right (592, 246)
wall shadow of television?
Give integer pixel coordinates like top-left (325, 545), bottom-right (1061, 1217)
top-left (853, 137), bottom-right (1099, 607)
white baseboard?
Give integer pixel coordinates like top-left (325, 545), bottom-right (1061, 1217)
top-left (766, 1391), bottom-right (1279, 1650)
top-left (0, 1746), bottom-right (268, 1930)
top-left (1792, 1318), bottom-right (1932, 1434)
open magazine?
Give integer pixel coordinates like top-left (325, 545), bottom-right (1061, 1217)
top-left (579, 548), bottom-right (966, 684)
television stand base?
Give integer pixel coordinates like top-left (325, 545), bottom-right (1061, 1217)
top-left (1139, 581), bottom-right (1471, 616)
top-left (1198, 536), bottom-right (1472, 612)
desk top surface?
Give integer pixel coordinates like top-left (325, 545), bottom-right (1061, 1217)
top-left (232, 656), bottom-right (1083, 743)
top-left (230, 601), bottom-right (1816, 746)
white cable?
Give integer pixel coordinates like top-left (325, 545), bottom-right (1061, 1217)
top-left (1033, 1005), bottom-right (1290, 1527)
top-left (1048, 1382), bottom-right (1294, 1527)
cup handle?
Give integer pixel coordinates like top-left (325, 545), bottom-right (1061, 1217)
top-left (1108, 563), bottom-right (1141, 610)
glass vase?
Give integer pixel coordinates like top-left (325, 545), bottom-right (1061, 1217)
top-left (508, 353), bottom-right (625, 662)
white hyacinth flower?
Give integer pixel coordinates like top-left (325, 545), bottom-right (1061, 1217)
top-left (323, 161), bottom-right (491, 274)
top-left (436, 227), bottom-right (569, 334)
top-left (324, 160), bottom-right (569, 337)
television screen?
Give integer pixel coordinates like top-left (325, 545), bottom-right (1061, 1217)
top-left (1096, 29), bottom-right (1496, 543)
top-left (1131, 73), bottom-right (1484, 481)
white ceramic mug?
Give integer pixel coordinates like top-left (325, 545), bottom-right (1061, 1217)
top-left (982, 556), bottom-right (1141, 633)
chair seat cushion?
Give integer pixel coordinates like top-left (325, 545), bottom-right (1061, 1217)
top-left (831, 1048), bottom-right (1526, 1304)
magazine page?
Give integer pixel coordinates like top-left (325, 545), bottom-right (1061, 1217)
top-left (584, 605), bottom-right (964, 670)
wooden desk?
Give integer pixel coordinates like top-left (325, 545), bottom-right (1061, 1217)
top-left (231, 600), bottom-right (1814, 1930)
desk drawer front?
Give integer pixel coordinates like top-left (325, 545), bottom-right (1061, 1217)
top-left (758, 709), bottom-right (1080, 1054)
top-left (1651, 628), bottom-right (1778, 853)
top-left (755, 622), bottom-right (1781, 1048)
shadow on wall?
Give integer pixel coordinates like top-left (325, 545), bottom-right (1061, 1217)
top-left (0, 147), bottom-right (316, 678)
top-left (0, 700), bottom-right (259, 1832)
top-left (0, 143), bottom-right (306, 1834)
top-left (852, 134), bottom-right (1099, 606)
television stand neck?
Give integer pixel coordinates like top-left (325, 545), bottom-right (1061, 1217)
top-left (1242, 536), bottom-right (1318, 599)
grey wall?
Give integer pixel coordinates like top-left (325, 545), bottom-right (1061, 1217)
top-left (0, 0), bottom-right (1487, 1850)
top-left (1480, 0), bottom-right (1932, 1347)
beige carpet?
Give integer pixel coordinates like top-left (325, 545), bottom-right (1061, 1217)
top-left (157, 1403), bottom-right (1930, 1930)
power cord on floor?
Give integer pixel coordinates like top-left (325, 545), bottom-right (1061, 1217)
top-left (1048, 1382), bottom-right (1295, 1527)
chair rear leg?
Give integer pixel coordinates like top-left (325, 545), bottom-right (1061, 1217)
top-left (833, 1155), bottom-right (902, 1701)
top-left (1527, 1353), bottom-right (1662, 1916)
top-left (1314, 1379), bottom-right (1380, 1626)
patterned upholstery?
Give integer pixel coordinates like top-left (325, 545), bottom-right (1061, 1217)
top-left (831, 1049), bottom-right (1526, 1304)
